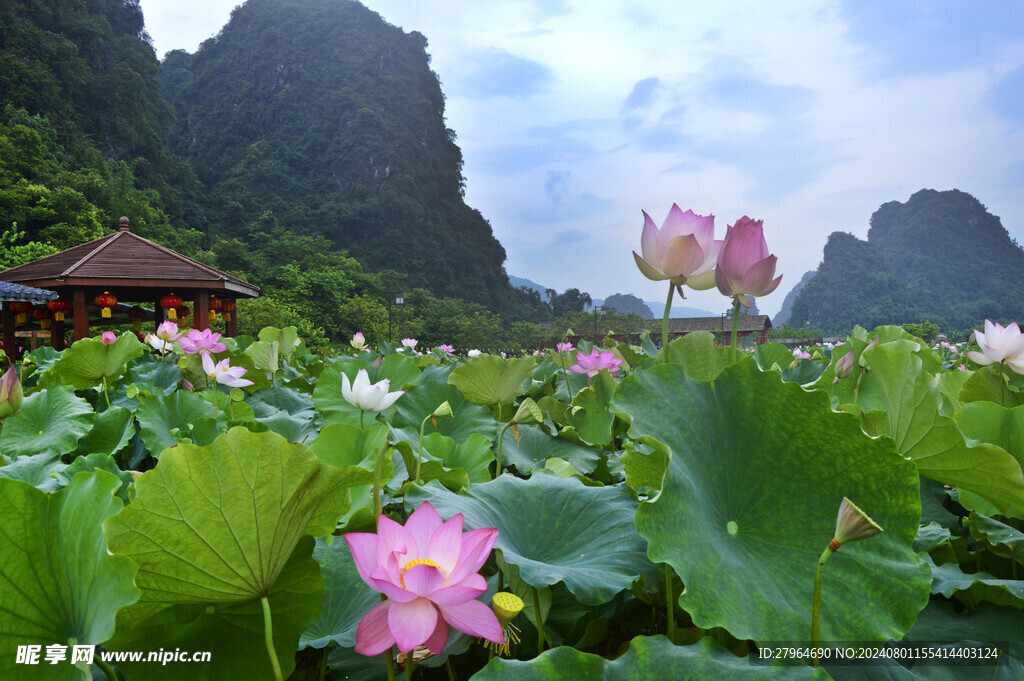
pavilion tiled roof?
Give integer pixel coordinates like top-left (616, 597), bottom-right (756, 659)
top-left (661, 315), bottom-right (772, 334)
top-left (0, 281), bottom-right (58, 303)
top-left (0, 219), bottom-right (258, 297)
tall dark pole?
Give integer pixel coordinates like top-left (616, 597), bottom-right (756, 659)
top-left (387, 295), bottom-right (392, 344)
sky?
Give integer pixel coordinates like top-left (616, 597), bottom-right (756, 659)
top-left (139, 0), bottom-right (1024, 317)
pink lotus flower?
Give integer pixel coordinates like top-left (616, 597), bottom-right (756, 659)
top-left (715, 216), bottom-right (783, 308)
top-left (556, 342), bottom-right (573, 353)
top-left (967, 320), bottom-right (1024, 374)
top-left (569, 349), bottom-right (624, 380)
top-left (401, 338), bottom-right (418, 350)
top-left (156, 321), bottom-right (181, 341)
top-left (351, 332), bottom-right (368, 351)
top-left (633, 205), bottom-right (722, 289)
top-left (345, 502), bottom-right (504, 655)
top-left (178, 328), bottom-right (227, 355)
top-left (201, 353), bottom-right (254, 388)
top-left (437, 344), bottom-right (454, 354)
top-left (100, 331), bottom-right (117, 344)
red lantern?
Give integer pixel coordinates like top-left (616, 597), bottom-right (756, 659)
top-left (127, 306), bottom-right (146, 327)
top-left (33, 305), bottom-right (51, 330)
top-left (47, 298), bottom-right (70, 322)
top-left (94, 291), bottom-right (117, 318)
top-left (208, 295), bottom-right (223, 323)
top-left (221, 299), bottom-right (236, 322)
top-left (9, 301), bottom-right (33, 325)
top-left (161, 293), bottom-right (182, 321)
top-left (175, 305), bottom-right (191, 320)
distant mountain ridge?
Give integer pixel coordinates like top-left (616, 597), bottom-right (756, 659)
top-left (788, 189), bottom-right (1024, 333)
top-left (509, 275), bottom-right (714, 318)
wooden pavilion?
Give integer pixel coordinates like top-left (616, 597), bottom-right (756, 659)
top-left (0, 218), bottom-right (259, 354)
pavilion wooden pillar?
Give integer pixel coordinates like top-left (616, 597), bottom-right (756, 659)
top-left (225, 306), bottom-right (237, 337)
top-left (194, 289), bottom-right (209, 331)
top-left (154, 298), bottom-right (164, 326)
top-left (2, 302), bottom-right (15, 364)
top-left (73, 288), bottom-right (89, 340)
top-left (51, 320), bottom-right (66, 350)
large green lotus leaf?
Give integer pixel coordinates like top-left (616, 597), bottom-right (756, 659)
top-left (407, 473), bottom-right (655, 605)
top-left (258, 325), bottom-right (304, 359)
top-left (56, 453), bottom-right (134, 503)
top-left (393, 439), bottom-right (471, 493)
top-left (248, 386), bottom-right (315, 418)
top-left (109, 536), bottom-right (322, 681)
top-left (654, 331), bottom-right (746, 380)
top-left (420, 432), bottom-right (494, 483)
top-left (0, 452), bottom-right (67, 492)
top-left (0, 385), bottom-right (95, 459)
top-left (902, 599), bottom-right (1024, 663)
top-left (313, 355), bottom-right (419, 425)
top-left (0, 473), bottom-right (139, 681)
top-left (500, 423), bottom-right (600, 474)
top-left (448, 354), bottom-right (536, 408)
top-left (245, 339), bottom-right (281, 372)
top-left (925, 555), bottom-right (1024, 612)
top-left (781, 359), bottom-right (826, 385)
top-left (827, 652), bottom-right (1024, 681)
top-left (299, 536), bottom-right (378, 649)
top-left (955, 402), bottom-right (1024, 518)
top-left (73, 405), bottom-right (134, 457)
top-left (936, 370), bottom-right (972, 415)
top-left (471, 635), bottom-right (829, 680)
top-left (566, 370), bottom-right (616, 446)
top-left (966, 512), bottom-right (1024, 562)
top-left (134, 389), bottom-right (215, 456)
top-left (104, 429), bottom-right (356, 678)
top-left (862, 341), bottom-right (1024, 514)
top-left (124, 353), bottom-right (183, 392)
top-left (257, 409), bottom-right (319, 443)
top-left (391, 380), bottom-right (497, 444)
top-left (41, 333), bottom-right (144, 390)
top-left (959, 366), bottom-right (1024, 408)
top-left (753, 341), bottom-right (796, 372)
top-left (613, 361), bottom-right (929, 642)
top-left (310, 423), bottom-right (391, 472)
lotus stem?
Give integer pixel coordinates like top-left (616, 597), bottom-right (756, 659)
top-left (445, 657), bottom-right (458, 681)
top-left (416, 413), bottom-right (431, 484)
top-left (373, 444), bottom-right (387, 518)
top-left (386, 647), bottom-right (397, 681)
top-left (360, 409), bottom-right (365, 429)
top-left (212, 389), bottom-right (219, 421)
top-left (662, 284), bottom-right (674, 349)
top-left (730, 297), bottom-right (741, 349)
top-left (261, 596), bottom-right (285, 681)
top-left (94, 656), bottom-right (118, 681)
top-left (495, 421), bottom-right (513, 479)
top-left (101, 377), bottom-right (111, 409)
top-left (811, 544), bottom-right (836, 667)
top-left (405, 658), bottom-right (417, 680)
top-left (318, 645), bottom-right (330, 681)
top-left (665, 563), bottom-right (676, 642)
top-left (532, 586), bottom-right (545, 654)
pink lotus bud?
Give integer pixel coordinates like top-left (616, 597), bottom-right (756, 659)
top-left (833, 349), bottom-right (855, 383)
top-left (714, 216), bottom-right (782, 307)
top-left (633, 205), bottom-right (721, 289)
top-left (0, 365), bottom-right (23, 418)
top-left (101, 331), bottom-right (117, 344)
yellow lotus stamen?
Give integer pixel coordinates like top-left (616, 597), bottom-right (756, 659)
top-left (398, 558), bottom-right (448, 589)
top-left (481, 592), bottom-right (524, 656)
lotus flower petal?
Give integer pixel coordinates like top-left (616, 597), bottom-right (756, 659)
top-left (438, 599), bottom-right (504, 644)
top-left (715, 216), bottom-right (782, 301)
top-left (355, 601), bottom-right (396, 655)
top-left (633, 205), bottom-right (717, 286)
top-left (427, 514), bottom-right (464, 575)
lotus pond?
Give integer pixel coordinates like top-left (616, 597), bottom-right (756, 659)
top-left (0, 323), bottom-right (1022, 681)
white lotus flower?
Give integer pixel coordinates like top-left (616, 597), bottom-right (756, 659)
top-left (967, 320), bottom-right (1024, 374)
top-left (341, 368), bottom-right (404, 411)
top-left (467, 349), bottom-right (481, 358)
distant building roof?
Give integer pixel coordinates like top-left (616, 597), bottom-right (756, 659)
top-left (660, 315), bottom-right (772, 334)
top-left (0, 218), bottom-right (258, 298)
top-left (0, 281), bottom-right (58, 303)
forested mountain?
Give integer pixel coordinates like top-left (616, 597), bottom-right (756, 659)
top-left (787, 189), bottom-right (1024, 334)
top-left (0, 0), bottom-right (563, 348)
top-left (772, 270), bottom-right (813, 326)
top-left (0, 0), bottom-right (205, 250)
top-left (161, 0), bottom-right (510, 308)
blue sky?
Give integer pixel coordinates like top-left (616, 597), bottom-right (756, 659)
top-left (140, 0), bottom-right (1024, 317)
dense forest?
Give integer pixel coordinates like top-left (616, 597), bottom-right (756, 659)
top-left (787, 189), bottom-right (1024, 336)
top-left (0, 0), bottom-right (587, 350)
